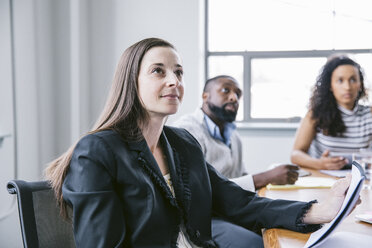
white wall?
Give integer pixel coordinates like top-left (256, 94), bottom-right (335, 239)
top-left (0, 0), bottom-right (21, 246)
top-left (239, 128), bottom-right (296, 174)
top-left (0, 0), bottom-right (296, 246)
top-left (112, 0), bottom-right (205, 123)
top-left (12, 0), bottom-right (206, 170)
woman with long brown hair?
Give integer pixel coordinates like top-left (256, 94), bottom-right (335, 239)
top-left (46, 38), bottom-right (353, 248)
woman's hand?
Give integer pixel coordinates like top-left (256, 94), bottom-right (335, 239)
top-left (319, 150), bottom-right (348, 170)
top-left (303, 174), bottom-right (361, 224)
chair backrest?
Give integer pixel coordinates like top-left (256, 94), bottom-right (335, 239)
top-left (7, 180), bottom-right (75, 248)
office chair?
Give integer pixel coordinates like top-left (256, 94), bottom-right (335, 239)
top-left (7, 180), bottom-right (75, 248)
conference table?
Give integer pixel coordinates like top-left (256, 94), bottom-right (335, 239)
top-left (258, 168), bottom-right (372, 248)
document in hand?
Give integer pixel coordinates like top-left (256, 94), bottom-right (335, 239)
top-left (304, 161), bottom-right (366, 248)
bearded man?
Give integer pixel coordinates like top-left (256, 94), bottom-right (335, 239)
top-left (173, 75), bottom-right (299, 247)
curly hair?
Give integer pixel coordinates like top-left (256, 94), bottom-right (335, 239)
top-left (310, 55), bottom-right (366, 136)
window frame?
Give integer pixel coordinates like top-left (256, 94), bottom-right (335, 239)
top-left (205, 0), bottom-right (372, 124)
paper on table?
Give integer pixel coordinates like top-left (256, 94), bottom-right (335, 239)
top-left (304, 161), bottom-right (365, 248)
top-left (355, 212), bottom-right (372, 224)
top-left (319, 169), bottom-right (351, 178)
top-left (315, 231), bottom-right (372, 247)
top-left (266, 177), bottom-right (336, 190)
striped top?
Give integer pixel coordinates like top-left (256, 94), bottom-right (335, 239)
top-left (309, 104), bottom-right (372, 158)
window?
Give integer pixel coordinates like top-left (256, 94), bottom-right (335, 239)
top-left (206, 0), bottom-right (372, 122)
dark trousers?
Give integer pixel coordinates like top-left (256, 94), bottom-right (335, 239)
top-left (212, 218), bottom-right (264, 248)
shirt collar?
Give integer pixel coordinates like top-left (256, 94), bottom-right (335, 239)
top-left (203, 112), bottom-right (236, 146)
top-left (338, 104), bottom-right (358, 115)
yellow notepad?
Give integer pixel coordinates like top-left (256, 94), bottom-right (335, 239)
top-left (266, 177), bottom-right (336, 190)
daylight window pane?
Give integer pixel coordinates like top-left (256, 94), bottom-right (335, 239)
top-left (208, 56), bottom-right (244, 121)
top-left (209, 0), bottom-right (334, 51)
top-left (208, 0), bottom-right (372, 51)
top-left (334, 15), bottom-right (372, 49)
top-left (335, 0), bottom-right (372, 21)
top-left (250, 57), bottom-right (326, 119)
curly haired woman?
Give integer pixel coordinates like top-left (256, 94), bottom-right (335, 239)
top-left (291, 55), bottom-right (372, 170)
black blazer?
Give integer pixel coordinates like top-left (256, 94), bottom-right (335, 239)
top-left (62, 126), bottom-right (320, 248)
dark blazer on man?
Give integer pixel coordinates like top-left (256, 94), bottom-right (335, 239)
top-left (62, 126), bottom-right (320, 248)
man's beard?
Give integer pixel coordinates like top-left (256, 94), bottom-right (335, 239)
top-left (207, 102), bottom-right (237, 123)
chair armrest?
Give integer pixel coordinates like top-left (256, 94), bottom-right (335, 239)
top-left (7, 180), bottom-right (21, 194)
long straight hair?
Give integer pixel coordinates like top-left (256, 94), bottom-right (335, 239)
top-left (45, 38), bottom-right (176, 217)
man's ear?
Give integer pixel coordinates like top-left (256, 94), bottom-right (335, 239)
top-left (202, 92), bottom-right (209, 103)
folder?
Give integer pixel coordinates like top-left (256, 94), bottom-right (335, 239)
top-left (266, 177), bottom-right (336, 190)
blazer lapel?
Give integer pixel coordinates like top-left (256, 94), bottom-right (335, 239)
top-left (127, 137), bottom-right (178, 208)
top-left (127, 128), bottom-right (192, 226)
top-left (161, 129), bottom-right (192, 216)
